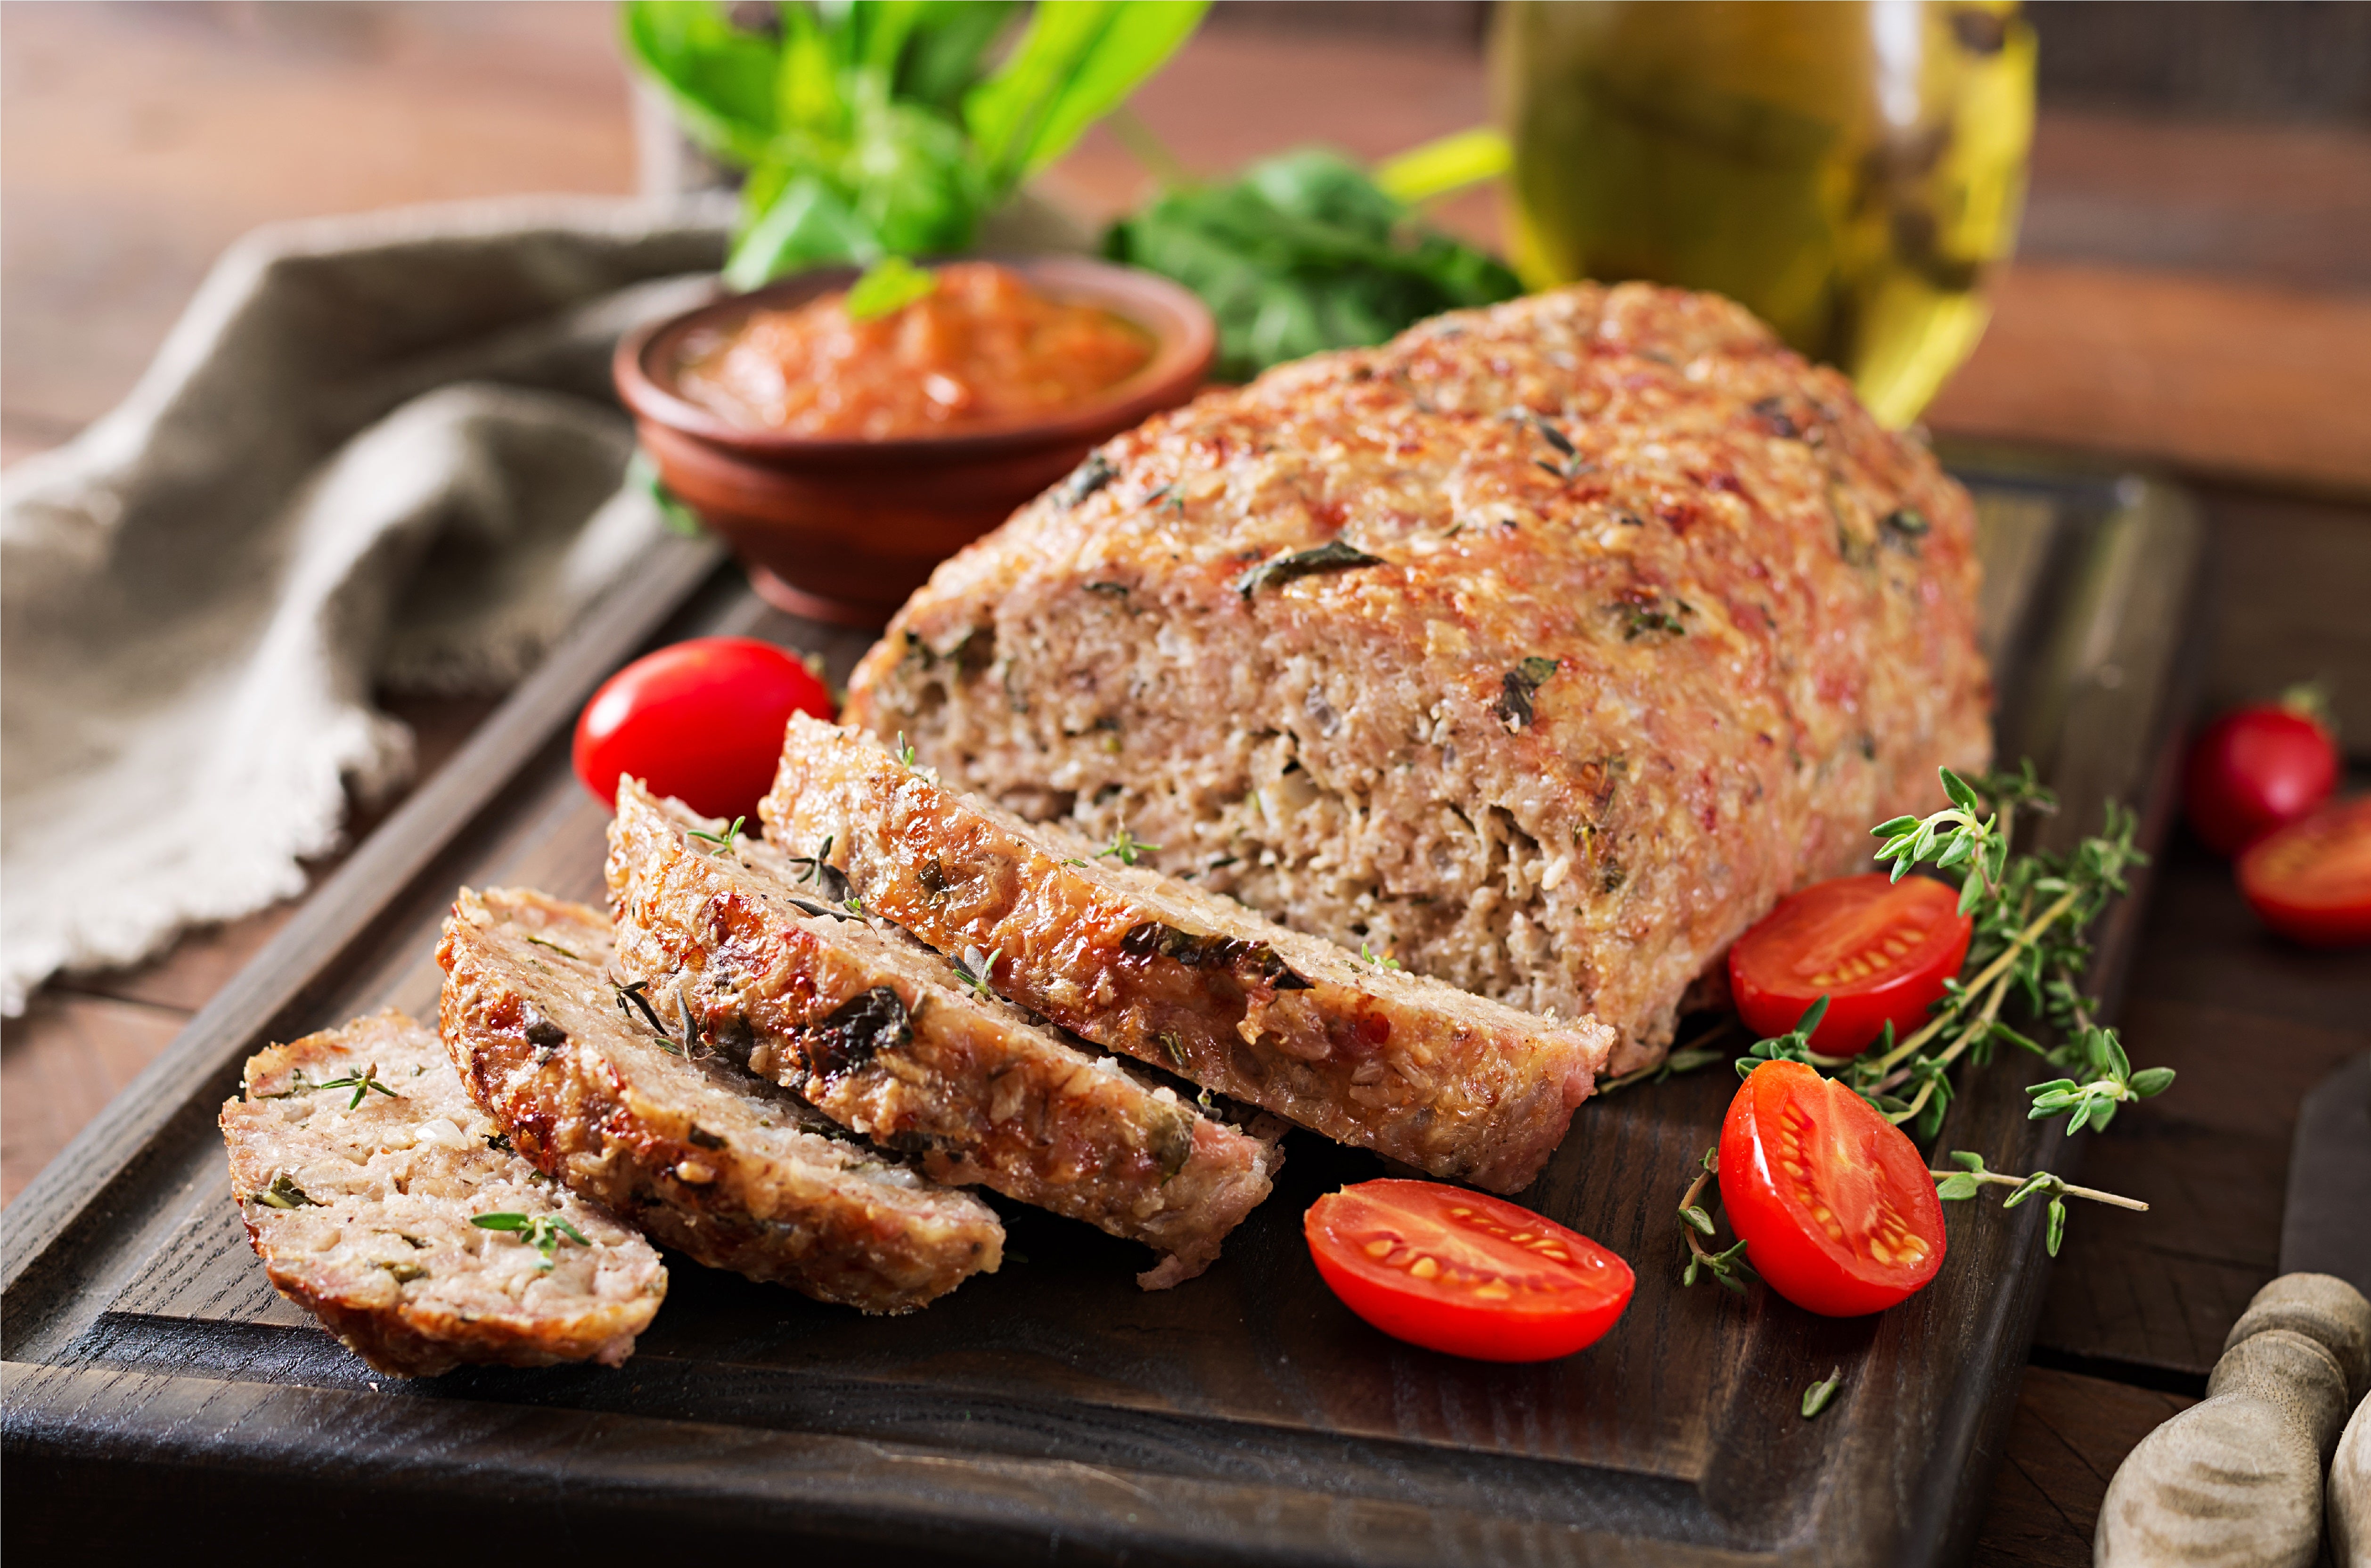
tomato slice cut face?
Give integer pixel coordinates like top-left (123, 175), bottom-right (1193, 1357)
top-left (1729, 873), bottom-right (1973, 1053)
top-left (1304, 1180), bottom-right (1635, 1362)
top-left (2239, 796), bottom-right (2371, 947)
top-left (1718, 1061), bottom-right (1946, 1317)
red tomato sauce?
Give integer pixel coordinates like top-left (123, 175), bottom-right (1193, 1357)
top-left (677, 262), bottom-right (1153, 438)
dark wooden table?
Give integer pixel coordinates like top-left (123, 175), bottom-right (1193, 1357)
top-left (6, 7), bottom-right (2368, 1561)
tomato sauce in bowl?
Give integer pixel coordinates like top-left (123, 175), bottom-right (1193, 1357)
top-left (675, 261), bottom-right (1154, 439)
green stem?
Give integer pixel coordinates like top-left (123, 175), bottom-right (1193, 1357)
top-left (1872, 884), bottom-right (2079, 1073)
top-left (1928, 1168), bottom-right (2147, 1211)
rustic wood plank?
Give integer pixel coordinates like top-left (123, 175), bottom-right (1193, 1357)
top-left (3, 463), bottom-right (2202, 1568)
top-left (1970, 1366), bottom-right (2196, 1568)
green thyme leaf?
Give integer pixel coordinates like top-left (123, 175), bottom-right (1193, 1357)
top-left (1235, 539), bottom-right (1384, 599)
top-left (1801, 1367), bottom-right (1843, 1419)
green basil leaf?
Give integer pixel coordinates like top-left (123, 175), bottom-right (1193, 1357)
top-left (725, 173), bottom-right (883, 290)
top-left (846, 257), bottom-right (939, 320)
top-left (620, 0), bottom-right (781, 167)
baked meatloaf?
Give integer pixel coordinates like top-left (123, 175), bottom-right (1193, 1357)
top-left (436, 886), bottom-right (1002, 1313)
top-left (219, 1007), bottom-right (665, 1377)
top-left (605, 779), bottom-right (1281, 1287)
top-left (764, 715), bottom-right (1614, 1193)
top-left (845, 281), bottom-right (1991, 1074)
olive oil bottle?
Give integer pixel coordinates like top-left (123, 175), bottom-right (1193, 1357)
top-left (1493, 0), bottom-right (2034, 427)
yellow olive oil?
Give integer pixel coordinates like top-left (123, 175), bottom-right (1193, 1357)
top-left (1493, 0), bottom-right (2034, 426)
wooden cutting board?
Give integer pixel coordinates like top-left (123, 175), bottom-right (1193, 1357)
top-left (0, 451), bottom-right (2203, 1567)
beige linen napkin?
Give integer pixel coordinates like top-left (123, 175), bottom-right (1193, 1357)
top-left (0, 196), bottom-right (731, 1014)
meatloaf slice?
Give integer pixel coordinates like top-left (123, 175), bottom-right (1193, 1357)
top-left (763, 715), bottom-right (1613, 1194)
top-left (436, 887), bottom-right (1001, 1313)
top-left (219, 1007), bottom-right (665, 1377)
top-left (606, 780), bottom-right (1282, 1287)
top-left (843, 281), bottom-right (1991, 1075)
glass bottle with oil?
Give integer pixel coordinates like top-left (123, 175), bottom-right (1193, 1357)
top-left (1493, 0), bottom-right (2034, 427)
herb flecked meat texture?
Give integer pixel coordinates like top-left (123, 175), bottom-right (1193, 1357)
top-left (435, 887), bottom-right (1004, 1314)
top-left (604, 779), bottom-right (1282, 1289)
top-left (219, 1007), bottom-right (667, 1377)
top-left (764, 715), bottom-right (1615, 1194)
top-left (844, 281), bottom-right (1992, 1076)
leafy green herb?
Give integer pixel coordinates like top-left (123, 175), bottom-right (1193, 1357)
top-left (1491, 655), bottom-right (1561, 729)
top-left (485, 1132), bottom-right (514, 1154)
top-left (1855, 765), bottom-right (2162, 1137)
top-left (622, 0), bottom-right (1206, 288)
top-left (1929, 1151), bottom-right (2147, 1258)
top-left (1104, 146), bottom-right (1521, 380)
top-left (1235, 539), bottom-right (1384, 599)
top-left (255, 1171), bottom-right (320, 1210)
top-left (472, 1211), bottom-right (591, 1271)
top-left (1095, 825), bottom-right (1160, 866)
top-left (1360, 942), bottom-right (1403, 972)
top-left (1621, 601), bottom-right (1692, 640)
top-left (1594, 1018), bottom-right (1741, 1096)
top-left (525, 934), bottom-right (584, 961)
top-left (687, 816), bottom-right (748, 857)
top-left (627, 449), bottom-right (704, 539)
top-left (950, 945), bottom-right (1003, 1000)
top-left (313, 1062), bottom-right (399, 1111)
top-left (1675, 1146), bottom-right (1756, 1295)
top-left (1801, 1368), bottom-right (1843, 1419)
top-left (844, 256), bottom-right (938, 321)
top-left (615, 980), bottom-right (686, 1055)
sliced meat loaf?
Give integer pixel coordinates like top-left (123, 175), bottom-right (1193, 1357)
top-left (219, 1007), bottom-right (665, 1377)
top-left (436, 887), bottom-right (1001, 1314)
top-left (843, 281), bottom-right (1991, 1075)
top-left (763, 715), bottom-right (1613, 1193)
top-left (606, 778), bottom-right (1280, 1288)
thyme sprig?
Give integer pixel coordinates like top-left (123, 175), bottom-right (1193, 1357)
top-left (1676, 1146), bottom-right (1756, 1294)
top-left (687, 816), bottom-right (746, 858)
top-left (472, 1211), bottom-right (589, 1270)
top-left (950, 945), bottom-right (1002, 1001)
top-left (1360, 942), bottom-right (1403, 972)
top-left (1930, 1151), bottom-right (2147, 1258)
top-left (615, 980), bottom-right (687, 1055)
top-left (314, 1062), bottom-right (399, 1111)
top-left (1726, 766), bottom-right (2166, 1139)
top-left (1595, 1018), bottom-right (1741, 1096)
top-left (1858, 765), bottom-right (2163, 1135)
top-left (1096, 826), bottom-right (1161, 866)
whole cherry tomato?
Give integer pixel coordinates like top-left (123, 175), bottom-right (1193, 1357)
top-left (2184, 692), bottom-right (2338, 856)
top-left (1728, 874), bottom-right (1974, 1054)
top-left (572, 637), bottom-right (834, 821)
top-left (2238, 796), bottom-right (2371, 948)
top-left (1718, 1061), bottom-right (1947, 1317)
top-left (1304, 1179), bottom-right (1635, 1362)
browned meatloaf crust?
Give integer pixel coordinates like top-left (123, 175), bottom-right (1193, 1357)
top-left (605, 780), bottom-right (1281, 1287)
top-left (845, 281), bottom-right (1991, 1075)
top-left (764, 716), bottom-right (1614, 1193)
top-left (219, 1007), bottom-right (666, 1377)
top-left (436, 887), bottom-right (1002, 1313)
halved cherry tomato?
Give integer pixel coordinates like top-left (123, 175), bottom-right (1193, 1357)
top-left (2184, 696), bottom-right (2338, 855)
top-left (1729, 873), bottom-right (1973, 1054)
top-left (1304, 1180), bottom-right (1634, 1362)
top-left (1718, 1061), bottom-right (1946, 1317)
top-left (2238, 796), bottom-right (2371, 948)
top-left (572, 637), bottom-right (834, 821)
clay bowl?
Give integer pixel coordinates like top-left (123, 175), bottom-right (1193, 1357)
top-left (613, 256), bottom-right (1215, 627)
